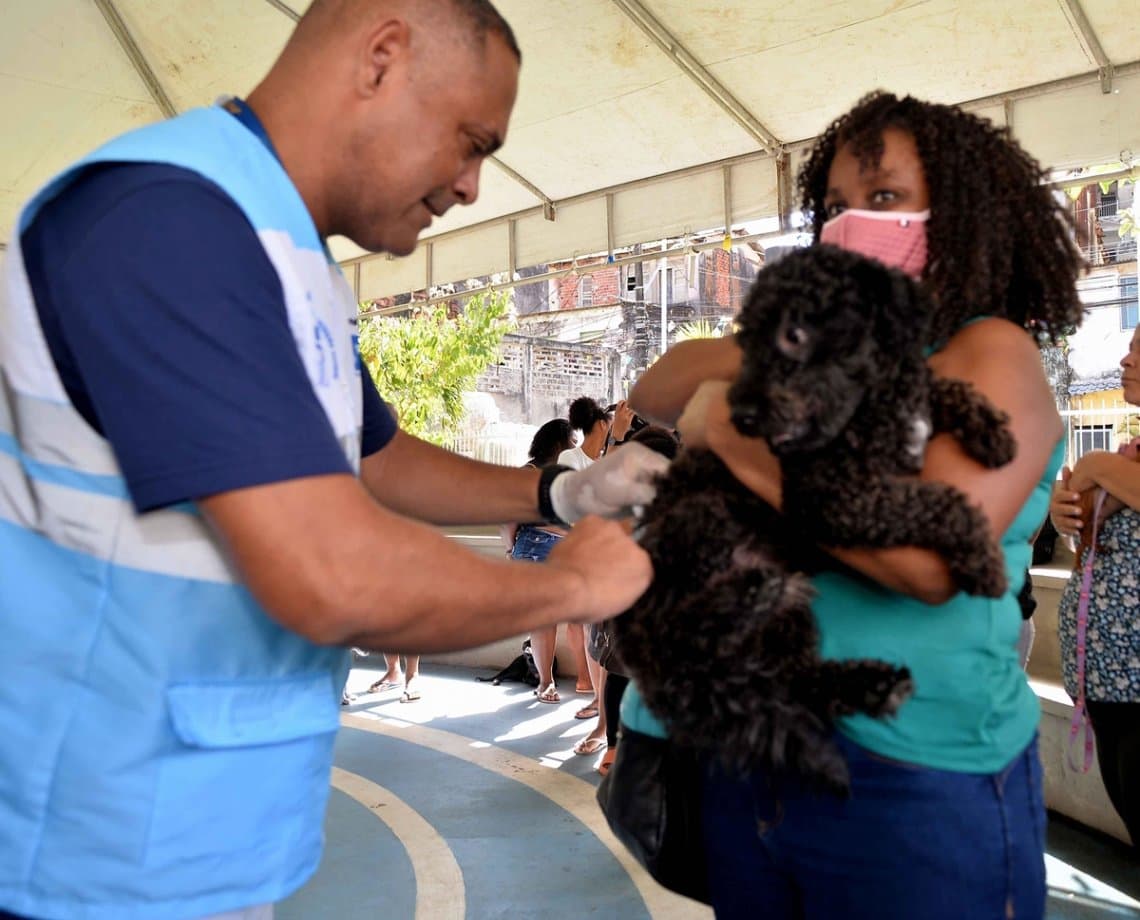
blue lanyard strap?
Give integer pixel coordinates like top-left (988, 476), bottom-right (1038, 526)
top-left (221, 96), bottom-right (338, 263)
top-left (222, 97), bottom-right (282, 165)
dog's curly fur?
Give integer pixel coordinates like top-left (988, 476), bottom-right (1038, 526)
top-left (614, 246), bottom-right (1017, 794)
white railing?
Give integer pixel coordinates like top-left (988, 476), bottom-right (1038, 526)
top-left (445, 433), bottom-right (532, 468)
top-left (1060, 403), bottom-right (1139, 470)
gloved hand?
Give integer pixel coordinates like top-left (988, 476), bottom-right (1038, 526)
top-left (549, 442), bottom-right (671, 523)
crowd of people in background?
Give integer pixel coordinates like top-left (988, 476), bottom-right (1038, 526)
top-left (487, 397), bottom-right (680, 775)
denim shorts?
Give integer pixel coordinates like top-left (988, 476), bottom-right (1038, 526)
top-left (510, 525), bottom-right (562, 563)
top-left (700, 733), bottom-right (1046, 919)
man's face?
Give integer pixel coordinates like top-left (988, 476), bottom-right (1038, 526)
top-left (343, 33), bottom-right (519, 255)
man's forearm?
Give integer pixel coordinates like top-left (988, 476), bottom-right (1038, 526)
top-left (361, 430), bottom-right (544, 525)
top-left (341, 548), bottom-right (588, 653)
top-left (202, 473), bottom-right (591, 652)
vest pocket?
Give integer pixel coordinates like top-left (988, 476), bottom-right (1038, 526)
top-left (145, 674), bottom-right (340, 884)
top-left (166, 673), bottom-right (340, 747)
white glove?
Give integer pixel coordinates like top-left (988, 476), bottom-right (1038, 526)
top-left (549, 443), bottom-right (671, 523)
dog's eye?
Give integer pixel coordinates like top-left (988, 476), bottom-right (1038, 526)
top-left (780, 325), bottom-right (808, 347)
top-left (776, 322), bottom-right (811, 358)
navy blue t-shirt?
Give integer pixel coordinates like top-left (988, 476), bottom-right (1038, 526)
top-left (20, 162), bottom-right (396, 512)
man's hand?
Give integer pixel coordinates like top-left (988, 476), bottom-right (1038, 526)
top-left (549, 442), bottom-right (670, 522)
top-left (545, 516), bottom-right (654, 622)
top-left (1049, 465), bottom-right (1082, 537)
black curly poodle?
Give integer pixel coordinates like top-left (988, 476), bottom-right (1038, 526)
top-left (615, 245), bottom-right (1016, 794)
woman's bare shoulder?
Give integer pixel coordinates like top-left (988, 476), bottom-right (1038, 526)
top-left (929, 317), bottom-right (1040, 377)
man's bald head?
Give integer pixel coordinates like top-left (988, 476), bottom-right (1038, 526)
top-left (247, 0), bottom-right (520, 254)
top-left (297, 0), bottom-right (520, 62)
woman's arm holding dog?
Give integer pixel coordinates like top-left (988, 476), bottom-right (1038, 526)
top-left (682, 321), bottom-right (1061, 605)
top-left (630, 336), bottom-right (742, 426)
top-left (679, 382), bottom-right (953, 602)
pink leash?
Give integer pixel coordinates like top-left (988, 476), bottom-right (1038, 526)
top-left (1066, 488), bottom-right (1107, 773)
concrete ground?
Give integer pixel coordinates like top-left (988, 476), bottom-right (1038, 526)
top-left (278, 662), bottom-right (1138, 920)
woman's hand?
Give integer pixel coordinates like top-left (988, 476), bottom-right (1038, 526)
top-left (1049, 466), bottom-right (1083, 537)
top-left (677, 381), bottom-right (783, 508)
top-left (675, 380), bottom-right (731, 450)
top-left (1065, 443), bottom-right (1140, 524)
top-left (1068, 451), bottom-right (1110, 493)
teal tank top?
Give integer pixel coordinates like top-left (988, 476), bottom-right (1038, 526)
top-left (815, 436), bottom-right (1064, 771)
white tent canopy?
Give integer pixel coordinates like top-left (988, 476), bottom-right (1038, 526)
top-left (3, 0), bottom-right (1139, 298)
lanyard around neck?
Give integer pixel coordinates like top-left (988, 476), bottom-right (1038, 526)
top-left (221, 96), bottom-right (335, 260)
top-left (222, 97), bottom-right (282, 165)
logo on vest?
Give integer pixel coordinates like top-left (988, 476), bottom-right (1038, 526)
top-left (313, 318), bottom-right (338, 385)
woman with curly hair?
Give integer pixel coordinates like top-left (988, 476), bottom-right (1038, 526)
top-left (626, 91), bottom-right (1083, 918)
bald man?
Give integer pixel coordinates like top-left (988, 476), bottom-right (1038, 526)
top-left (0, 3), bottom-right (664, 918)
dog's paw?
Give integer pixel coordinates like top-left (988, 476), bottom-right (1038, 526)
top-left (798, 744), bottom-right (852, 798)
top-left (951, 544), bottom-right (1009, 598)
top-left (970, 420), bottom-right (1017, 469)
top-left (853, 666), bottom-right (914, 716)
top-left (881, 669), bottom-right (914, 715)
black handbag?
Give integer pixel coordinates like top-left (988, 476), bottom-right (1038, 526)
top-left (586, 619), bottom-right (621, 672)
top-left (595, 725), bottom-right (710, 905)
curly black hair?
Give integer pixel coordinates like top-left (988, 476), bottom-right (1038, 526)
top-left (798, 91), bottom-right (1084, 346)
top-left (568, 396), bottom-right (610, 433)
top-left (527, 418), bottom-right (573, 465)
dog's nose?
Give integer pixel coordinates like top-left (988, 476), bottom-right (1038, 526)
top-left (730, 406), bottom-right (761, 435)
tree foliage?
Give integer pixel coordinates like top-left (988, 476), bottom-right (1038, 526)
top-left (358, 291), bottom-right (513, 443)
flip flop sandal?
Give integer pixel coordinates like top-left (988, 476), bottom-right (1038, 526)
top-left (400, 689), bottom-right (422, 703)
top-left (574, 704), bottom-right (599, 719)
top-left (536, 686), bottom-right (561, 704)
top-left (573, 737), bottom-right (607, 756)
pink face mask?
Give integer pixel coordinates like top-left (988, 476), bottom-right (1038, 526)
top-left (819, 208), bottom-right (930, 278)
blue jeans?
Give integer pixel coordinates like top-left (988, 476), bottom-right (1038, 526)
top-left (701, 734), bottom-right (1046, 919)
top-left (510, 525), bottom-right (561, 562)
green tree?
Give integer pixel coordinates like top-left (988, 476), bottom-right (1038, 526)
top-left (358, 291), bottom-right (513, 443)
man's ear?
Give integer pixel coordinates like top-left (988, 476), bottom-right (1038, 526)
top-left (357, 17), bottom-right (411, 97)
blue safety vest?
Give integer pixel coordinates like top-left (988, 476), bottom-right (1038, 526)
top-left (0, 105), bottom-right (362, 919)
